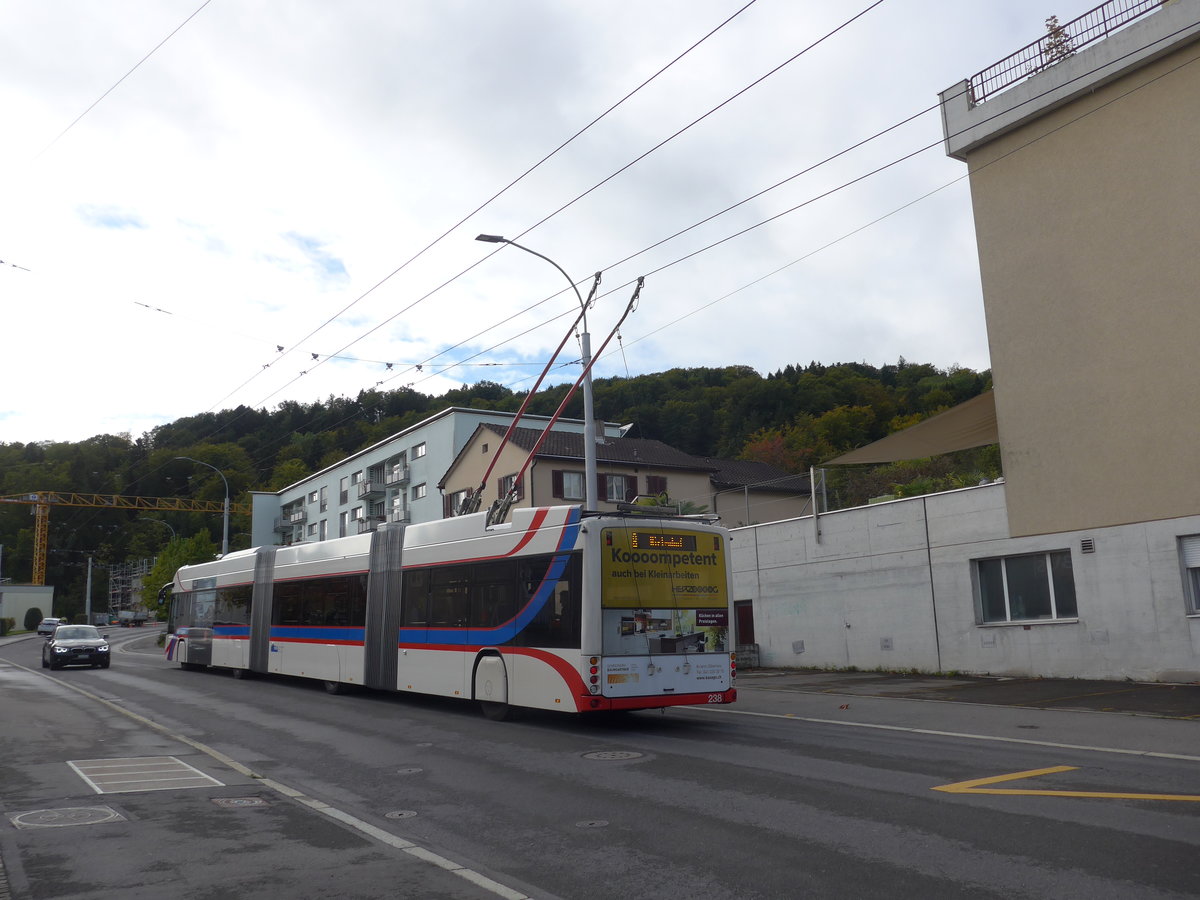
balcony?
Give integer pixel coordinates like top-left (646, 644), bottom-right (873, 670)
top-left (389, 508), bottom-right (411, 524)
top-left (357, 515), bottom-right (387, 534)
top-left (357, 480), bottom-right (383, 500)
top-left (274, 509), bottom-right (307, 531)
top-left (385, 466), bottom-right (411, 487)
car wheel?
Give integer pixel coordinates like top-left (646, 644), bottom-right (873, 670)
top-left (42, 653), bottom-right (48, 669)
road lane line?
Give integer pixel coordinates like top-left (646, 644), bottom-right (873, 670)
top-left (689, 705), bottom-right (1200, 762)
top-left (14, 659), bottom-right (534, 900)
top-left (933, 766), bottom-right (1200, 801)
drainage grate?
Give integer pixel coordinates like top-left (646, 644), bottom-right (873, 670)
top-left (69, 757), bottom-right (224, 794)
top-left (582, 750), bottom-right (643, 761)
top-left (385, 810), bottom-right (418, 819)
top-left (9, 806), bottom-right (126, 830)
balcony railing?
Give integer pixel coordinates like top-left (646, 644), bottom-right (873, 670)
top-left (385, 466), bottom-right (410, 486)
top-left (389, 508), bottom-right (411, 524)
top-left (274, 509), bottom-right (307, 531)
top-left (357, 480), bottom-right (383, 500)
top-left (968, 0), bottom-right (1163, 105)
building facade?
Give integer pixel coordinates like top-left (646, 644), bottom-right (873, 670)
top-left (732, 483), bottom-right (1200, 681)
top-left (939, 0), bottom-right (1200, 536)
top-left (438, 424), bottom-right (812, 521)
top-left (250, 408), bottom-right (622, 547)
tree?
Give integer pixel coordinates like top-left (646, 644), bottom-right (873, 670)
top-left (1042, 15), bottom-right (1075, 66)
top-left (140, 533), bottom-right (219, 619)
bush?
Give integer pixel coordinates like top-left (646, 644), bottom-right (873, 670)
top-left (23, 607), bottom-right (44, 632)
top-left (0, 617), bottom-right (14, 636)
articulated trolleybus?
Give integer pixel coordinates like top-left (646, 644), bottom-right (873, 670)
top-left (166, 504), bottom-right (737, 717)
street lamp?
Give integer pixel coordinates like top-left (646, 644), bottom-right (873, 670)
top-left (476, 234), bottom-right (598, 511)
top-left (175, 456), bottom-right (230, 556)
top-left (140, 517), bottom-right (176, 540)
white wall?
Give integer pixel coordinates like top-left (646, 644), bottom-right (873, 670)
top-left (731, 484), bottom-right (1200, 682)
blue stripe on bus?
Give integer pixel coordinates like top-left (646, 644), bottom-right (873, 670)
top-left (269, 626), bottom-right (366, 643)
top-left (400, 551), bottom-right (572, 646)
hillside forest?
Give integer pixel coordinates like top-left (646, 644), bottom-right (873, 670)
top-left (0, 359), bottom-right (997, 622)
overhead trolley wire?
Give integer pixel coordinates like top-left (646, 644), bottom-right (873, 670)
top-left (220, 1), bottom-right (890, 418)
top-left (201, 0), bottom-right (761, 415)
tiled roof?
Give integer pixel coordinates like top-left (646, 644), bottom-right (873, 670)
top-left (691, 457), bottom-right (811, 494)
top-left (481, 424), bottom-right (717, 471)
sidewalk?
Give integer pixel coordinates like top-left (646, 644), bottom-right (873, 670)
top-left (737, 667), bottom-right (1200, 719)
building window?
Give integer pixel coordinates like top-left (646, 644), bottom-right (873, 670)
top-left (412, 483), bottom-right (427, 501)
top-left (551, 470), bottom-right (585, 501)
top-left (307, 522), bottom-right (317, 537)
top-left (351, 470), bottom-right (364, 485)
top-left (339, 476), bottom-right (349, 505)
top-left (446, 488), bottom-right (471, 517)
top-left (308, 490), bottom-right (318, 504)
top-left (351, 506), bottom-right (363, 521)
top-left (498, 474), bottom-right (524, 501)
top-left (319, 486), bottom-right (328, 513)
top-left (339, 511), bottom-right (348, 537)
top-left (601, 474), bottom-right (635, 503)
top-left (319, 519), bottom-right (328, 541)
top-left (413, 442), bottom-right (426, 459)
top-left (975, 550), bottom-right (1078, 623)
top-left (1180, 536), bottom-right (1200, 612)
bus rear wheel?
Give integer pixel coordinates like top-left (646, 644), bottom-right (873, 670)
top-left (480, 700), bottom-right (515, 721)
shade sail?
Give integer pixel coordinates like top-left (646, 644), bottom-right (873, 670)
top-left (825, 391), bottom-right (998, 466)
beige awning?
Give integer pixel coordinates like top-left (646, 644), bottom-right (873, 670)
top-left (825, 391), bottom-right (998, 466)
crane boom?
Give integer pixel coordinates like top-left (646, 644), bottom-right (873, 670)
top-left (0, 491), bottom-right (250, 585)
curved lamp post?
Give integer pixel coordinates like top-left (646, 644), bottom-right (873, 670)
top-left (175, 456), bottom-right (230, 556)
top-left (140, 517), bottom-right (177, 540)
top-left (476, 234), bottom-right (597, 511)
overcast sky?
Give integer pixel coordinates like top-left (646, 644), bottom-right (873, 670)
top-left (0, 1), bottom-right (1102, 444)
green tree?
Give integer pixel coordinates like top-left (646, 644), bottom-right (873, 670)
top-left (141, 533), bottom-right (218, 619)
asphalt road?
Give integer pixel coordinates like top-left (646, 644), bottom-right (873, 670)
top-left (2, 630), bottom-right (1198, 899)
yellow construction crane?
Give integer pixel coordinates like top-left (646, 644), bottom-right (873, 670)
top-left (0, 491), bottom-right (250, 585)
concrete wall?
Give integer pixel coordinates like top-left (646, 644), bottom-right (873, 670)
top-left (940, 4), bottom-right (1200, 536)
top-left (0, 584), bottom-right (55, 631)
top-left (731, 484), bottom-right (1200, 681)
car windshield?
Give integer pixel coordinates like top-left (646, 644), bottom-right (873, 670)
top-left (56, 626), bottom-right (101, 640)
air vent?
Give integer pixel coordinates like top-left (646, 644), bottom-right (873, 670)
top-left (1081, 538), bottom-right (1096, 554)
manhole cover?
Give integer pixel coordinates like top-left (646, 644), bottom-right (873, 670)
top-left (395, 767), bottom-right (423, 775)
top-left (212, 797), bottom-right (270, 808)
top-left (385, 810), bottom-right (418, 819)
top-left (10, 807), bottom-right (126, 829)
top-left (582, 750), bottom-right (643, 761)
top-left (576, 820), bottom-right (609, 828)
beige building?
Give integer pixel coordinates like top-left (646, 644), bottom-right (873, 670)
top-left (939, 0), bottom-right (1200, 536)
top-left (439, 424), bottom-right (811, 524)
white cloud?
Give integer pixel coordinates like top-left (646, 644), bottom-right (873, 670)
top-left (0, 0), bottom-right (1098, 442)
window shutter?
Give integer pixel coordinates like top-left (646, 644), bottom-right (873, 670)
top-left (552, 470), bottom-right (564, 499)
top-left (443, 494), bottom-right (452, 517)
top-left (647, 475), bottom-right (666, 496)
top-left (624, 476), bottom-right (637, 502)
top-left (516, 476), bottom-right (524, 501)
top-left (598, 474), bottom-right (609, 503)
top-left (1182, 535), bottom-right (1200, 567)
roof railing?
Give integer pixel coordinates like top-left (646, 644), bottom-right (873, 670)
top-left (968, 0), bottom-right (1163, 105)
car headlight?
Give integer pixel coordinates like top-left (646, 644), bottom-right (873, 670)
top-left (97, 646), bottom-right (110, 652)
top-left (53, 646), bottom-right (69, 653)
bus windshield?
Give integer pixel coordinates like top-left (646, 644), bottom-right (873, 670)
top-left (599, 525), bottom-right (730, 656)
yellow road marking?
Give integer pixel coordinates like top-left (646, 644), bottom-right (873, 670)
top-left (934, 766), bottom-right (1200, 801)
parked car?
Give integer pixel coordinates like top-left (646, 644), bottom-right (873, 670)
top-left (36, 617), bottom-right (64, 637)
top-left (42, 625), bottom-right (110, 670)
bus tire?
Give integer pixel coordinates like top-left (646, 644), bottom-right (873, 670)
top-left (232, 668), bottom-right (249, 680)
top-left (480, 700), bottom-right (516, 721)
top-left (180, 662), bottom-right (205, 672)
top-left (324, 680), bottom-right (343, 694)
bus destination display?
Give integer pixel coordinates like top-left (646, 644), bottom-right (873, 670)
top-left (629, 531), bottom-right (697, 552)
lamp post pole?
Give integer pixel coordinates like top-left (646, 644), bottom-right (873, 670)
top-left (175, 456), bottom-right (230, 556)
top-left (476, 234), bottom-right (597, 511)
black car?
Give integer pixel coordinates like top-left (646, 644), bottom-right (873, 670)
top-left (42, 625), bottom-right (111, 670)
